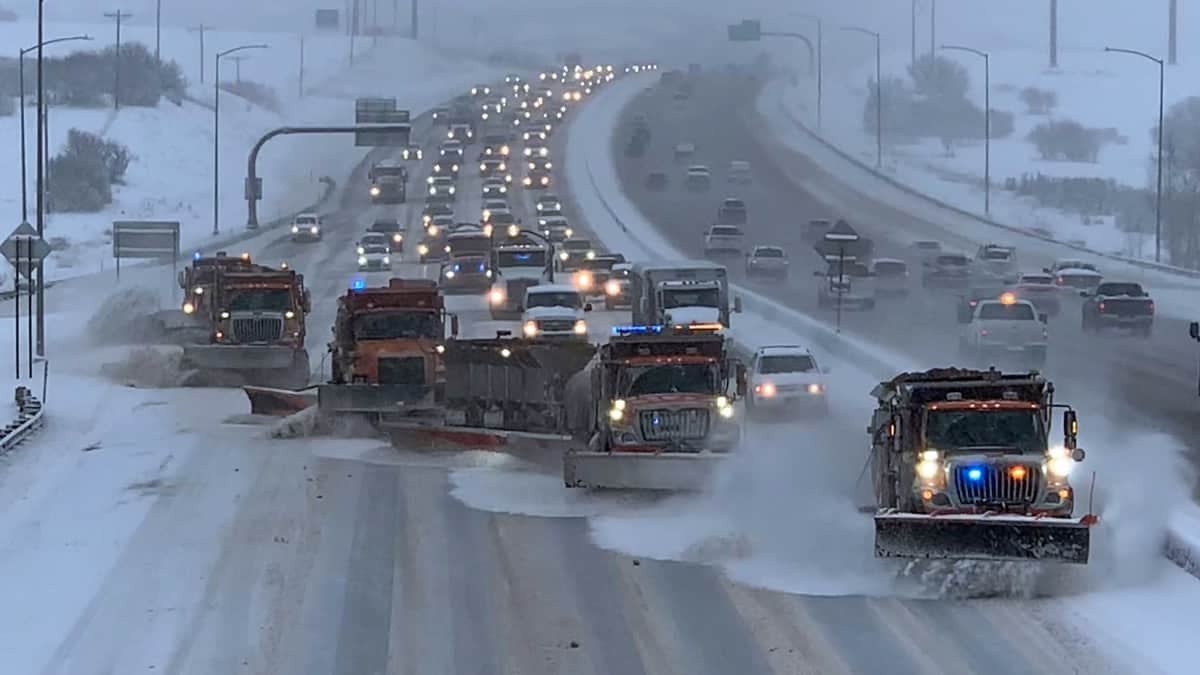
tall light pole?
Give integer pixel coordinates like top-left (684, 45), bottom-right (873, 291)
top-left (35, 0), bottom-right (45, 358)
top-left (155, 0), bottom-right (162, 62)
top-left (1105, 47), bottom-right (1165, 262)
top-left (19, 36), bottom-right (92, 224)
top-left (792, 13), bottom-right (823, 131)
top-left (102, 10), bottom-right (133, 110)
top-left (941, 44), bottom-right (990, 214)
top-left (213, 44), bottom-right (269, 236)
top-left (842, 25), bottom-right (882, 168)
top-left (189, 24), bottom-right (212, 83)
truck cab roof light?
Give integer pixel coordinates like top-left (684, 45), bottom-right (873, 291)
top-left (351, 279), bottom-right (366, 290)
top-left (192, 251), bottom-right (202, 261)
top-left (678, 322), bottom-right (722, 332)
top-left (612, 324), bottom-right (664, 336)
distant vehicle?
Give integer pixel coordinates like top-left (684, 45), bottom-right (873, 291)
top-left (1047, 259), bottom-right (1098, 276)
top-left (470, 83), bottom-right (492, 97)
top-left (910, 239), bottom-right (943, 261)
top-left (482, 177), bottom-right (509, 197)
top-left (356, 232), bottom-right (392, 271)
top-left (685, 165), bottom-right (711, 191)
top-left (745, 245), bottom-right (789, 279)
top-left (431, 106), bottom-right (450, 123)
top-left (975, 244), bottom-right (1018, 283)
top-left (557, 238), bottom-right (596, 272)
top-left (959, 293), bottom-right (1048, 368)
top-left (426, 175), bottom-right (457, 200)
top-left (1013, 272), bottom-right (1061, 317)
top-left (603, 262), bottom-right (635, 310)
top-left (728, 160), bottom-right (752, 184)
top-left (745, 345), bottom-right (828, 416)
top-left (523, 167), bottom-right (552, 189)
top-left (431, 157), bottom-right (460, 178)
top-left (523, 143), bottom-right (550, 159)
top-left (438, 139), bottom-right (464, 159)
top-left (291, 212), bottom-right (323, 242)
top-left (1081, 281), bottom-right (1153, 336)
top-left (704, 225), bottom-right (745, 255)
top-left (716, 198), bottom-right (748, 226)
top-left (400, 144), bottom-right (423, 161)
top-left (421, 201), bottom-right (453, 226)
top-left (921, 252), bottom-right (971, 289)
top-left (816, 261), bottom-right (875, 310)
top-left (368, 161), bottom-right (407, 204)
top-left (536, 194), bottom-right (562, 212)
top-left (1053, 265), bottom-right (1103, 293)
top-left (540, 216), bottom-right (572, 242)
top-left (870, 258), bottom-right (909, 296)
top-left (367, 217), bottom-right (405, 248)
top-left (572, 254), bottom-right (624, 299)
top-left (521, 284), bottom-right (591, 341)
top-left (674, 142), bottom-right (696, 160)
top-left (480, 134), bottom-right (511, 158)
top-left (479, 157), bottom-right (511, 180)
top-left (645, 171), bottom-right (668, 191)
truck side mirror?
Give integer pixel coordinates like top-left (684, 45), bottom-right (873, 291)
top-left (812, 270), bottom-right (824, 277)
top-left (1078, 290), bottom-right (1090, 298)
top-left (733, 296), bottom-right (743, 313)
top-left (177, 271), bottom-right (186, 289)
top-left (735, 363), bottom-right (747, 396)
top-left (584, 302), bottom-right (593, 312)
top-left (451, 315), bottom-right (460, 337)
top-left (1190, 321), bottom-right (1200, 341)
top-left (1042, 267), bottom-right (1052, 274)
top-left (1063, 409), bottom-right (1078, 450)
top-left (303, 290), bottom-right (312, 314)
top-left (1038, 313), bottom-right (1048, 324)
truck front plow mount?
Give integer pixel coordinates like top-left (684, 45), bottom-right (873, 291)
top-left (873, 512), bottom-right (1093, 565)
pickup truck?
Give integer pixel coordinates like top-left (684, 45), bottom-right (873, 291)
top-left (1080, 281), bottom-right (1154, 336)
top-left (921, 252), bottom-right (971, 289)
top-left (717, 198), bottom-right (748, 226)
top-left (704, 225), bottom-right (745, 255)
top-left (959, 294), bottom-right (1048, 368)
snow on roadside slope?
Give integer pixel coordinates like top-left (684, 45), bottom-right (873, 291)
top-left (0, 21), bottom-right (500, 282)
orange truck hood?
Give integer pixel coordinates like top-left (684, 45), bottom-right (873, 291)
top-left (625, 393), bottom-right (714, 408)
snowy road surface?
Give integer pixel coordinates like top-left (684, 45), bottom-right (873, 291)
top-left (0, 71), bottom-right (1196, 675)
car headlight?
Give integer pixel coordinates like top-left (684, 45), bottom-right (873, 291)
top-left (448, 186), bottom-right (456, 194)
top-left (452, 164), bottom-right (459, 172)
top-left (427, 225), bottom-right (439, 236)
top-left (501, 146), bottom-right (510, 155)
top-left (358, 255), bottom-right (368, 265)
top-left (507, 224), bottom-right (520, 237)
top-left (370, 186), bottom-right (381, 195)
top-left (418, 244), bottom-right (429, 255)
top-left (310, 226), bottom-right (319, 235)
top-left (499, 162), bottom-right (506, 171)
top-left (523, 320), bottom-right (539, 337)
top-left (291, 225), bottom-right (299, 233)
top-left (193, 286), bottom-right (204, 295)
top-left (575, 271), bottom-right (592, 290)
top-left (429, 187), bottom-right (437, 195)
top-left (489, 288), bottom-right (505, 304)
top-left (756, 382), bottom-right (776, 398)
top-left (357, 246), bottom-right (365, 255)
top-left (220, 311), bottom-right (230, 319)
top-left (807, 383), bottom-right (824, 395)
top-left (393, 234), bottom-right (403, 243)
top-left (585, 250), bottom-right (595, 260)
top-left (383, 256), bottom-right (390, 264)
top-left (480, 163), bottom-right (488, 171)
top-left (559, 251), bottom-right (569, 261)
top-left (523, 177), bottom-right (532, 186)
top-left (182, 302), bottom-right (195, 314)
top-left (541, 176), bottom-right (550, 186)
top-left (573, 319), bottom-right (587, 335)
top-left (565, 228), bottom-right (574, 238)
top-left (445, 269), bottom-right (456, 279)
top-left (483, 224), bottom-right (494, 237)
top-left (485, 269), bottom-right (493, 278)
top-left (605, 280), bottom-right (621, 296)
top-left (1047, 446), bottom-right (1075, 478)
top-left (524, 148), bottom-right (532, 156)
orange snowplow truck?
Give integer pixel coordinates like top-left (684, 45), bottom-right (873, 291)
top-left (318, 278), bottom-right (454, 420)
top-left (180, 264), bottom-right (312, 388)
top-left (157, 251), bottom-right (264, 340)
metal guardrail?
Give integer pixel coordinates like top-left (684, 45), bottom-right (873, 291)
top-left (771, 96), bottom-right (1200, 281)
top-left (0, 362), bottom-right (47, 455)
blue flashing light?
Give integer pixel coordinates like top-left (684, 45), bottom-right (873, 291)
top-left (611, 324), bottom-right (664, 336)
top-left (192, 251), bottom-right (202, 261)
top-left (452, 263), bottom-right (461, 272)
top-left (514, 253), bottom-right (532, 261)
top-left (351, 278), bottom-right (366, 291)
top-left (966, 467), bottom-right (983, 482)
top-left (477, 262), bottom-right (486, 273)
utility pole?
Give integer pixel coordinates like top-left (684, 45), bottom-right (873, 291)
top-left (155, 0), bottom-right (162, 62)
top-left (299, 35), bottom-right (305, 97)
top-left (103, 10), bottom-right (133, 110)
top-left (910, 0), bottom-right (917, 69)
top-left (1049, 0), bottom-right (1058, 68)
top-left (189, 24), bottom-right (211, 83)
top-left (842, 26), bottom-right (883, 169)
top-left (1169, 0), bottom-right (1178, 65)
top-left (411, 0), bottom-right (419, 39)
top-left (230, 54), bottom-right (247, 82)
top-left (929, 0), bottom-right (936, 60)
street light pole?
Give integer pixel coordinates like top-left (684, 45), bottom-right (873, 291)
top-left (842, 26), bottom-right (882, 168)
top-left (941, 45), bottom-right (991, 214)
top-left (102, 10), bottom-right (133, 110)
top-left (1105, 47), bottom-right (1165, 262)
top-left (155, 0), bottom-right (162, 62)
top-left (213, 44), bottom-right (269, 236)
top-left (18, 36), bottom-right (93, 225)
top-left (793, 14), bottom-right (823, 131)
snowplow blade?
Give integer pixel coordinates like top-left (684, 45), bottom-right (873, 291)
top-left (152, 310), bottom-right (211, 343)
top-left (243, 386), bottom-right (317, 416)
top-left (563, 451), bottom-right (727, 491)
top-left (317, 383), bottom-right (434, 414)
top-left (182, 344), bottom-right (297, 370)
top-left (873, 513), bottom-right (1093, 565)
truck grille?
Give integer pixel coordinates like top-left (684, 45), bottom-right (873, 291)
top-left (378, 356), bottom-right (426, 385)
top-left (639, 408), bottom-right (710, 442)
top-left (232, 317), bottom-right (283, 343)
top-left (952, 464), bottom-right (1041, 506)
top-left (539, 319), bottom-right (574, 332)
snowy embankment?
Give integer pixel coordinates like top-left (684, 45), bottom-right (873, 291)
top-left (546, 73), bottom-right (1200, 672)
top-left (768, 45), bottom-right (1200, 277)
top-left (0, 20), bottom-right (499, 283)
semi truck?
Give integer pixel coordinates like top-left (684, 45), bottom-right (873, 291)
top-left (562, 323), bottom-right (746, 490)
top-left (629, 261), bottom-right (741, 328)
top-left (489, 234), bottom-right (554, 320)
top-left (868, 367), bottom-right (1094, 564)
top-left (368, 161), bottom-right (408, 204)
top-left (318, 278), bottom-right (452, 422)
top-left (181, 264), bottom-right (312, 389)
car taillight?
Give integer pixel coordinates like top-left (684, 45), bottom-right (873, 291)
top-left (1098, 301), bottom-right (1106, 311)
top-left (1149, 301), bottom-right (1155, 313)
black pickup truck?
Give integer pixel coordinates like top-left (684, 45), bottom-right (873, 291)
top-left (1080, 281), bottom-right (1154, 336)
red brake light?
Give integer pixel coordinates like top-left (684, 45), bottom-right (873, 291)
top-left (1098, 301), bottom-right (1106, 311)
top-left (1148, 301), bottom-right (1155, 313)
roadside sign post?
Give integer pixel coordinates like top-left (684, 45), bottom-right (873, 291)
top-left (1, 221), bottom-right (51, 377)
top-left (814, 220), bottom-right (863, 334)
top-left (111, 221), bottom-right (181, 306)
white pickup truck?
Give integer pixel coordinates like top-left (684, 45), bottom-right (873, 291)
top-left (959, 294), bottom-right (1048, 368)
top-left (521, 284), bottom-right (592, 341)
top-left (704, 224), bottom-right (745, 255)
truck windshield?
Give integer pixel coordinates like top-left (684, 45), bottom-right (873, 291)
top-left (622, 363), bottom-right (718, 396)
top-left (978, 303), bottom-right (1035, 320)
top-left (373, 167), bottom-right (405, 178)
top-left (227, 289), bottom-right (292, 312)
top-left (527, 292), bottom-right (581, 309)
top-left (924, 408), bottom-right (1044, 454)
top-left (759, 355), bottom-right (815, 374)
top-left (497, 250), bottom-right (546, 267)
top-left (353, 311), bottom-right (440, 339)
top-left (662, 287), bottom-right (719, 308)
top-left (1097, 283), bottom-right (1144, 296)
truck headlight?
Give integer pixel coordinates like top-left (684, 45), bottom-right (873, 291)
top-left (285, 310), bottom-right (295, 319)
top-left (1047, 446), bottom-right (1075, 478)
top-left (370, 186), bottom-right (381, 196)
top-left (182, 302), bottom-right (195, 314)
top-left (489, 288), bottom-right (505, 304)
top-left (507, 224), bottom-right (520, 237)
top-left (427, 225), bottom-right (439, 236)
top-left (291, 225), bottom-right (299, 233)
top-left (575, 271), bottom-right (592, 290)
top-left (310, 226), bottom-right (319, 235)
top-left (383, 256), bottom-right (390, 265)
top-left (564, 228), bottom-right (574, 238)
top-left (585, 250), bottom-right (595, 260)
top-left (718, 403), bottom-right (735, 419)
top-left (523, 320), bottom-right (539, 337)
top-left (357, 246), bottom-right (366, 255)
top-left (358, 255), bottom-right (368, 265)
top-left (220, 311), bottom-right (230, 320)
top-left (418, 244), bottom-right (429, 255)
top-left (193, 286), bottom-right (204, 295)
top-left (393, 234), bottom-right (403, 243)
top-left (608, 398), bottom-right (627, 421)
top-left (559, 251), bottom-right (569, 261)
top-left (605, 280), bottom-right (621, 296)
top-left (573, 319), bottom-right (587, 335)
top-left (807, 383), bottom-right (824, 394)
top-left (445, 269), bottom-right (456, 279)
